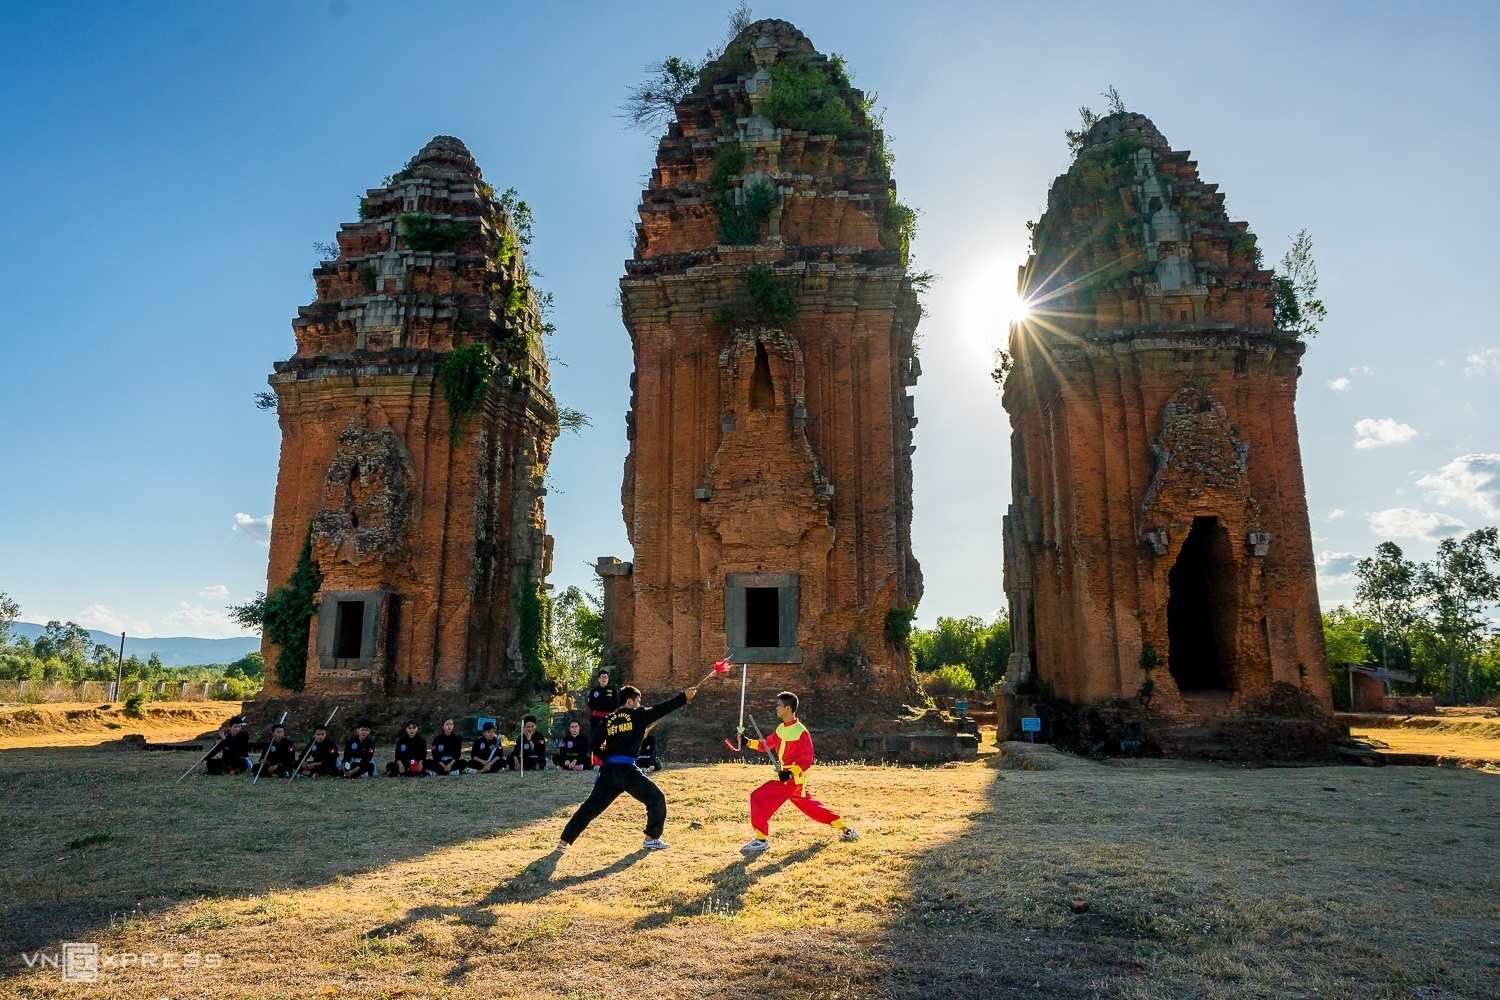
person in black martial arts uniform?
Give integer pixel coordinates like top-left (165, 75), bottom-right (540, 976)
top-left (555, 684), bottom-right (696, 851)
top-left (385, 719), bottom-right (427, 777)
top-left (204, 716), bottom-right (252, 775)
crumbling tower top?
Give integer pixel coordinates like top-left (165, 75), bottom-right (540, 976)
top-left (630, 18), bottom-right (910, 268)
top-left (1018, 111), bottom-right (1278, 344)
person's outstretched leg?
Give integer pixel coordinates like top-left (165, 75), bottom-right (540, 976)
top-left (559, 771), bottom-right (625, 846)
top-left (748, 779), bottom-right (793, 839)
top-left (788, 789), bottom-right (841, 826)
top-left (617, 767), bottom-right (668, 841)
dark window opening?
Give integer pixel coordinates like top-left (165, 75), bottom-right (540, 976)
top-left (334, 600), bottom-right (366, 659)
top-left (1167, 516), bottom-right (1236, 693)
top-left (750, 341), bottom-right (775, 412)
top-left (745, 587), bottom-right (780, 647)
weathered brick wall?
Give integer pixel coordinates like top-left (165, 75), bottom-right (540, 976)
top-left (1002, 113), bottom-right (1331, 718)
top-left (262, 136), bottom-right (556, 698)
top-left (604, 21), bottom-right (923, 712)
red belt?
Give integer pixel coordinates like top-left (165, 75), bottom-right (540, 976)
top-left (591, 710), bottom-right (609, 718)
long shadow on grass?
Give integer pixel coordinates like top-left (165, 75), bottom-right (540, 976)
top-left (860, 762), bottom-right (1147, 1000)
top-left (631, 841), bottom-right (826, 929)
top-left (360, 848), bottom-right (654, 984)
top-left (0, 744), bottom-right (599, 958)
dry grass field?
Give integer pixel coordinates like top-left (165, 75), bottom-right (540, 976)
top-left (1, 739), bottom-right (1497, 999)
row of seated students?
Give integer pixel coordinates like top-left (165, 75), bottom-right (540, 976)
top-left (203, 714), bottom-right (661, 779)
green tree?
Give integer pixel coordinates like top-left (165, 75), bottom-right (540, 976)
top-left (910, 613), bottom-right (1011, 689)
top-left (1274, 229), bottom-right (1327, 338)
top-left (229, 531), bottom-right (323, 691)
top-left (1355, 541), bottom-right (1420, 675)
top-left (1417, 527), bottom-right (1500, 703)
top-left (0, 591), bottom-right (19, 647)
top-left (550, 583), bottom-right (604, 693)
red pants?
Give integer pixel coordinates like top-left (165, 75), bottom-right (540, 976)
top-left (750, 778), bottom-right (840, 837)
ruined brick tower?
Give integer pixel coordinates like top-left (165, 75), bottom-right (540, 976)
top-left (599, 20), bottom-right (923, 710)
top-left (263, 136), bottom-right (557, 695)
top-left (1002, 113), bottom-right (1331, 719)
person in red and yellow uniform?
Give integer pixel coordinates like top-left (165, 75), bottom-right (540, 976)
top-left (739, 691), bottom-right (858, 854)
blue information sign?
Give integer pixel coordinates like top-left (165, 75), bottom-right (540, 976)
top-left (1020, 716), bottom-right (1042, 732)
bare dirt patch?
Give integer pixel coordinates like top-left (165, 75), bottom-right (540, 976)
top-left (0, 701), bottom-right (244, 749)
top-left (0, 746), bottom-right (1496, 998)
top-left (1342, 711), bottom-right (1500, 765)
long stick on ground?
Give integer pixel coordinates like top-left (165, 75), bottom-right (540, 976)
top-left (251, 711), bottom-right (289, 785)
top-left (288, 706), bottom-right (339, 783)
top-left (175, 734), bottom-right (226, 785)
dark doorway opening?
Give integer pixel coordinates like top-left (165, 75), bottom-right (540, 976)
top-left (334, 600), bottom-right (366, 659)
top-left (1167, 516), bottom-right (1237, 693)
top-left (745, 587), bottom-right (780, 647)
top-left (750, 341), bottom-right (776, 412)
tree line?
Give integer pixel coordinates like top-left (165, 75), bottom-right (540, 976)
top-left (1325, 527), bottom-right (1500, 707)
top-left (0, 593), bottom-right (263, 698)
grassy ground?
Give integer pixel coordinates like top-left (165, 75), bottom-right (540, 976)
top-left (1, 741), bottom-right (1497, 999)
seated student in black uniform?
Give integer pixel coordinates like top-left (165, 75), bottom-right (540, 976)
top-left (464, 721), bottom-right (504, 774)
top-left (508, 715), bottom-right (547, 771)
top-left (635, 731), bottom-right (662, 774)
top-left (204, 716), bottom-right (252, 775)
top-left (552, 718), bottom-right (592, 771)
top-left (386, 719), bottom-right (428, 777)
top-left (260, 723), bottom-right (298, 778)
top-left (342, 721), bottom-right (377, 779)
top-left (298, 724), bottom-right (341, 777)
top-left (427, 718), bottom-right (465, 776)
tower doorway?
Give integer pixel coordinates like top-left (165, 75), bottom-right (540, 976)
top-left (1167, 516), bottom-right (1237, 693)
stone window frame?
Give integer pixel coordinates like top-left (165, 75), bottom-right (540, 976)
top-left (723, 573), bottom-right (802, 664)
top-left (316, 590), bottom-right (385, 672)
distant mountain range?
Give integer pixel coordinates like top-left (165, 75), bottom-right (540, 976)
top-left (9, 622), bottom-right (261, 667)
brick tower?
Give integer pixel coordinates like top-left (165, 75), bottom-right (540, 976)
top-left (262, 136), bottom-right (557, 695)
top-left (599, 20), bottom-right (923, 711)
top-left (1002, 113), bottom-right (1331, 719)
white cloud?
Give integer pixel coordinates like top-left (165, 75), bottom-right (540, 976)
top-left (1465, 348), bottom-right (1500, 375)
top-left (1352, 366), bottom-right (1373, 374)
top-left (199, 584), bottom-right (230, 598)
top-left (1326, 508), bottom-right (1346, 520)
top-left (1354, 418), bottom-right (1418, 450)
top-left (232, 513), bottom-right (273, 547)
top-left (1368, 507), bottom-right (1466, 541)
top-left (1417, 453), bottom-right (1500, 519)
top-left (75, 604), bottom-right (153, 637)
top-left (162, 602), bottom-right (253, 639)
top-left (1315, 550), bottom-right (1359, 586)
top-left (1327, 377), bottom-right (1351, 392)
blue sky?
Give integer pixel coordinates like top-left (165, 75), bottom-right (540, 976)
top-left (2, 1), bottom-right (1497, 638)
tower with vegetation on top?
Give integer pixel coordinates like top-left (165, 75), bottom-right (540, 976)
top-left (598, 19), bottom-right (924, 713)
top-left (1001, 110), bottom-right (1334, 736)
top-left (253, 136), bottom-right (559, 697)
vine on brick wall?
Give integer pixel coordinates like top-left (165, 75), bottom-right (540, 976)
top-left (228, 531), bottom-right (322, 692)
top-left (439, 342), bottom-right (496, 441)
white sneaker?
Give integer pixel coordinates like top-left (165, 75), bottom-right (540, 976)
top-left (740, 837), bottom-right (770, 854)
top-left (554, 840), bottom-right (569, 852)
top-left (838, 827), bottom-right (860, 843)
top-left (450, 769), bottom-right (462, 777)
top-left (642, 838), bottom-right (670, 850)
top-left (464, 768), bottom-right (478, 774)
